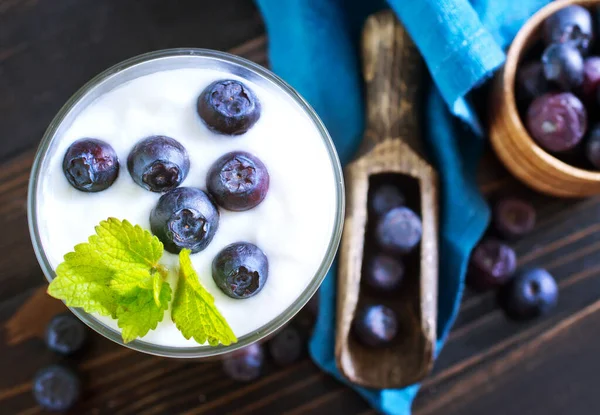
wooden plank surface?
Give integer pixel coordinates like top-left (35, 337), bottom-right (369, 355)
top-left (2, 1), bottom-right (600, 414)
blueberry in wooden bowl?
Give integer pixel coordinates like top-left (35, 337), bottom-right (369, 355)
top-left (490, 0), bottom-right (600, 197)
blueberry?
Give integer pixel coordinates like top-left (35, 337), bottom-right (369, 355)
top-left (542, 43), bottom-right (584, 91)
top-left (517, 61), bottom-right (549, 100)
top-left (363, 254), bottom-right (404, 293)
top-left (45, 313), bottom-right (87, 355)
top-left (581, 57), bottom-right (600, 102)
top-left (352, 304), bottom-right (397, 348)
top-left (62, 138), bottom-right (119, 192)
top-left (468, 238), bottom-right (517, 291)
top-left (526, 92), bottom-right (587, 153)
top-left (207, 151), bottom-right (269, 211)
top-left (33, 365), bottom-right (81, 412)
top-left (268, 325), bottom-right (304, 366)
top-left (493, 197), bottom-right (536, 240)
top-left (585, 123), bottom-right (600, 169)
top-left (375, 207), bottom-right (422, 254)
top-left (212, 242), bottom-right (268, 299)
top-left (197, 80), bottom-right (261, 135)
top-left (222, 343), bottom-right (264, 382)
top-left (369, 184), bottom-right (405, 217)
top-left (127, 136), bottom-right (189, 193)
top-left (544, 5), bottom-right (593, 54)
top-left (150, 187), bottom-right (219, 254)
top-left (505, 268), bottom-right (558, 319)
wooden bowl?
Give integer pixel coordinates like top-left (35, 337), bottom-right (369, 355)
top-left (489, 0), bottom-right (600, 197)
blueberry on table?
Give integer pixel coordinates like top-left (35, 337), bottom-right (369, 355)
top-left (517, 61), bottom-right (549, 100)
top-left (45, 313), bottom-right (87, 355)
top-left (581, 57), bottom-right (600, 102)
top-left (268, 325), bottom-right (304, 366)
top-left (468, 238), bottom-right (516, 291)
top-left (544, 5), bottom-right (593, 54)
top-left (352, 304), bottom-right (398, 348)
top-left (526, 92), bottom-right (587, 153)
top-left (197, 79), bottom-right (261, 135)
top-left (369, 184), bottom-right (405, 217)
top-left (505, 268), bottom-right (558, 319)
top-left (585, 123), bottom-right (600, 169)
top-left (363, 254), bottom-right (404, 293)
top-left (150, 187), bottom-right (219, 254)
top-left (493, 197), bottom-right (536, 240)
top-left (212, 242), bottom-right (268, 299)
top-left (541, 43), bottom-right (584, 91)
top-left (375, 206), bottom-right (422, 254)
top-left (127, 135), bottom-right (190, 193)
top-left (33, 365), bottom-right (81, 412)
top-left (222, 343), bottom-right (264, 382)
top-left (207, 151), bottom-right (269, 211)
top-left (62, 138), bottom-right (119, 192)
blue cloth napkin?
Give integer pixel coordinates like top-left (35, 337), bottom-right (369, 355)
top-left (255, 0), bottom-right (551, 413)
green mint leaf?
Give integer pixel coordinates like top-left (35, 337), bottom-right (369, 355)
top-left (117, 281), bottom-right (172, 343)
top-left (92, 218), bottom-right (164, 270)
top-left (48, 243), bottom-right (119, 318)
top-left (47, 218), bottom-right (171, 343)
top-left (152, 271), bottom-right (162, 308)
top-left (172, 249), bottom-right (237, 346)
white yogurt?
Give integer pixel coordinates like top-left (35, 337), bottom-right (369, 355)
top-left (36, 65), bottom-right (338, 348)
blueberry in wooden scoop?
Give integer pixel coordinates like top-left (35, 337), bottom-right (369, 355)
top-left (150, 187), bottom-right (219, 254)
top-left (127, 135), bottom-right (189, 193)
top-left (369, 184), bottom-right (405, 217)
top-left (363, 254), bottom-right (404, 293)
top-left (375, 206), bottom-right (422, 254)
top-left (62, 138), bottom-right (119, 192)
top-left (212, 242), bottom-right (268, 299)
top-left (352, 304), bottom-right (398, 348)
top-left (197, 79), bottom-right (261, 135)
top-left (207, 151), bottom-right (269, 211)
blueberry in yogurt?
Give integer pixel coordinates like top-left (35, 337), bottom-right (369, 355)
top-left (197, 79), bottom-right (261, 135)
top-left (62, 138), bottom-right (119, 192)
top-left (212, 242), bottom-right (268, 299)
top-left (207, 151), bottom-right (269, 211)
top-left (127, 135), bottom-right (190, 193)
top-left (150, 187), bottom-right (219, 254)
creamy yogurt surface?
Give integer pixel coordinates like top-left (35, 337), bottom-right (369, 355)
top-left (36, 65), bottom-right (338, 348)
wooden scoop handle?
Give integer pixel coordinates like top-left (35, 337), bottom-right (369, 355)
top-left (361, 10), bottom-right (424, 155)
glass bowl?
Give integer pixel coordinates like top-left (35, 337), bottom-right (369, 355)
top-left (27, 48), bottom-right (345, 358)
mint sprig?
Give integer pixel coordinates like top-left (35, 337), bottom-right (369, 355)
top-left (172, 249), bottom-right (237, 346)
top-left (47, 218), bottom-right (236, 346)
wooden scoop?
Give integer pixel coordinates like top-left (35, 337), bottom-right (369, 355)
top-left (335, 10), bottom-right (439, 389)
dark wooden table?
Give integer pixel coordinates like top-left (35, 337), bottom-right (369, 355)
top-left (2, 1), bottom-right (600, 414)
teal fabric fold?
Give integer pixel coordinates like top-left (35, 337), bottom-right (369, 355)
top-left (254, 0), bottom-right (551, 413)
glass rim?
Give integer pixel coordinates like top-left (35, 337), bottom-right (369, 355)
top-left (27, 48), bottom-right (345, 358)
